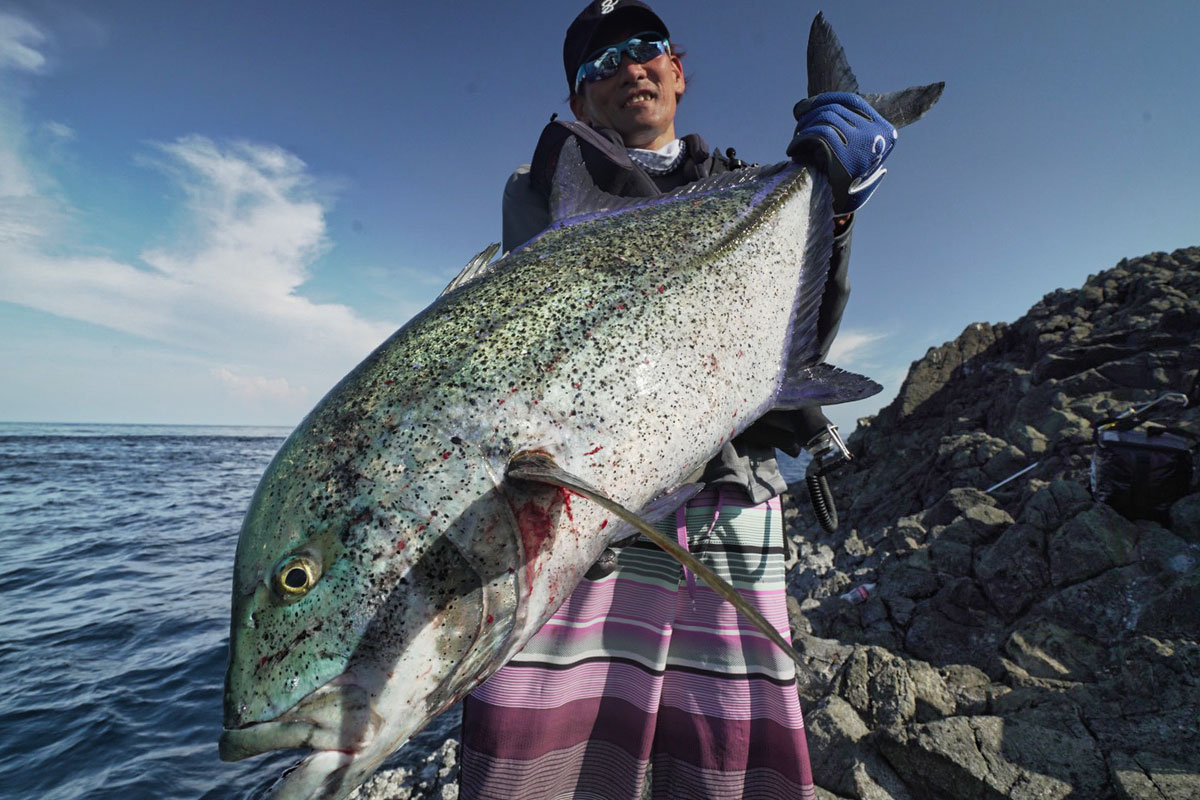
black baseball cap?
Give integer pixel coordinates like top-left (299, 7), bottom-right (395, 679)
top-left (563, 0), bottom-right (670, 93)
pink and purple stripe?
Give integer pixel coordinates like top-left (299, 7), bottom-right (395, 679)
top-left (461, 487), bottom-right (815, 799)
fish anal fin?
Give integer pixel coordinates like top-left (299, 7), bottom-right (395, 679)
top-left (506, 451), bottom-right (804, 669)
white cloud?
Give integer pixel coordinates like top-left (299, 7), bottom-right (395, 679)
top-left (42, 120), bottom-right (74, 141)
top-left (0, 132), bottom-right (396, 363)
top-left (0, 35), bottom-right (399, 423)
top-left (827, 329), bottom-right (889, 366)
top-left (0, 12), bottom-right (47, 74)
top-left (213, 367), bottom-right (308, 403)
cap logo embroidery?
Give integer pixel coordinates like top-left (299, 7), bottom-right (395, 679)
top-left (600, 0), bottom-right (618, 14)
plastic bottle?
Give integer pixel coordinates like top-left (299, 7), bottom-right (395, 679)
top-left (839, 582), bottom-right (876, 604)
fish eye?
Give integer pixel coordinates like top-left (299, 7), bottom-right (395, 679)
top-left (273, 554), bottom-right (320, 599)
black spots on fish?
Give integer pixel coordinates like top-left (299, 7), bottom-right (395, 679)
top-left (254, 619), bottom-right (327, 675)
top-left (348, 535), bottom-right (483, 668)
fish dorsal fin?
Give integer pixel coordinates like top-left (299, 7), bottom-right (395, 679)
top-left (506, 451), bottom-right (804, 670)
top-left (547, 137), bottom-right (797, 230)
top-left (439, 242), bottom-right (501, 297)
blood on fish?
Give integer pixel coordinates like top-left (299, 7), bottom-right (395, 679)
top-left (559, 488), bottom-right (574, 522)
top-left (515, 500), bottom-right (555, 592)
top-left (584, 445), bottom-right (604, 456)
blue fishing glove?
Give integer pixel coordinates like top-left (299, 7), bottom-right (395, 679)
top-left (786, 92), bottom-right (897, 215)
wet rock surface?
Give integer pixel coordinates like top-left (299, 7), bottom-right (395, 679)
top-left (350, 739), bottom-right (461, 800)
top-left (786, 247), bottom-right (1200, 799)
top-left (360, 247), bottom-right (1199, 798)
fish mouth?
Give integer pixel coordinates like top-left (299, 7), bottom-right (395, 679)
top-left (220, 679), bottom-right (382, 763)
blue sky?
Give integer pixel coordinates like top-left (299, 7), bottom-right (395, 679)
top-left (1, 1), bottom-right (1196, 431)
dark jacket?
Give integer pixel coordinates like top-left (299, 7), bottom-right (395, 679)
top-left (502, 119), bottom-right (853, 501)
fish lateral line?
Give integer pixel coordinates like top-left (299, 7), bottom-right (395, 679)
top-left (504, 450), bottom-right (804, 670)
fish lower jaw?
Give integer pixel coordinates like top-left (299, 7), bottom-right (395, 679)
top-left (219, 679), bottom-right (380, 762)
top-left (262, 717), bottom-right (422, 800)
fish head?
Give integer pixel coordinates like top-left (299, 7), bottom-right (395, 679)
top-left (219, 419), bottom-right (515, 799)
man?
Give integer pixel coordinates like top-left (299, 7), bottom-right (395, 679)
top-left (461, 2), bottom-right (898, 798)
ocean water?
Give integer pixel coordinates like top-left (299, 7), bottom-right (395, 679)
top-left (0, 423), bottom-right (806, 799)
top-left (0, 424), bottom-right (458, 800)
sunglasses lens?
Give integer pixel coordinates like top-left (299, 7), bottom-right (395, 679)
top-left (626, 40), bottom-right (664, 62)
top-left (575, 32), bottom-right (669, 90)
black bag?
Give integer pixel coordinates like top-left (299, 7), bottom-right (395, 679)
top-left (1090, 426), bottom-right (1194, 522)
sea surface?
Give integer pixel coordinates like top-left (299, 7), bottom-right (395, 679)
top-left (0, 423), bottom-right (808, 799)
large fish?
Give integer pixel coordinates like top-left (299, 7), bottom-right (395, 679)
top-left (219, 14), bottom-right (943, 800)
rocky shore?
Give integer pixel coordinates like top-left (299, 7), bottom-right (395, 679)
top-left (355, 246), bottom-right (1200, 799)
top-left (787, 246), bottom-right (1200, 799)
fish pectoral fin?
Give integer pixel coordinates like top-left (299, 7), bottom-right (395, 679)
top-left (505, 451), bottom-right (804, 669)
top-left (776, 362), bottom-right (883, 409)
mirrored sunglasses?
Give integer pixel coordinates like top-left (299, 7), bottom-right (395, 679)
top-left (574, 31), bottom-right (671, 93)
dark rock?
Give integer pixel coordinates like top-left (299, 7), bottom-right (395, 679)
top-left (922, 487), bottom-right (998, 528)
top-left (1002, 620), bottom-right (1108, 682)
top-left (1018, 479), bottom-right (1092, 531)
top-left (834, 647), bottom-right (917, 728)
top-left (974, 523), bottom-right (1050, 619)
top-left (792, 631), bottom-right (856, 704)
top-left (877, 716), bottom-right (1108, 800)
top-left (938, 663), bottom-right (999, 715)
top-left (805, 695), bottom-right (915, 800)
top-left (1046, 502), bottom-right (1139, 587)
top-left (1169, 493), bottom-right (1200, 543)
top-left (782, 247), bottom-right (1200, 800)
top-left (1110, 751), bottom-right (1200, 800)
top-left (1036, 565), bottom-right (1152, 641)
top-left (1134, 569), bottom-right (1200, 639)
top-left (905, 579), bottom-right (1006, 675)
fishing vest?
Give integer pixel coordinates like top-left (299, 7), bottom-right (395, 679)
top-left (527, 118), bottom-right (746, 200)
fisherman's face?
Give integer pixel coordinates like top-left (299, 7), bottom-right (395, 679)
top-left (570, 24), bottom-right (684, 150)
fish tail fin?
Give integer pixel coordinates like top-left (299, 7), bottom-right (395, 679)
top-left (808, 12), bottom-right (945, 129)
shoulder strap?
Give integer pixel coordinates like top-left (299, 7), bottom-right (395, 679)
top-left (530, 119), bottom-right (660, 199)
